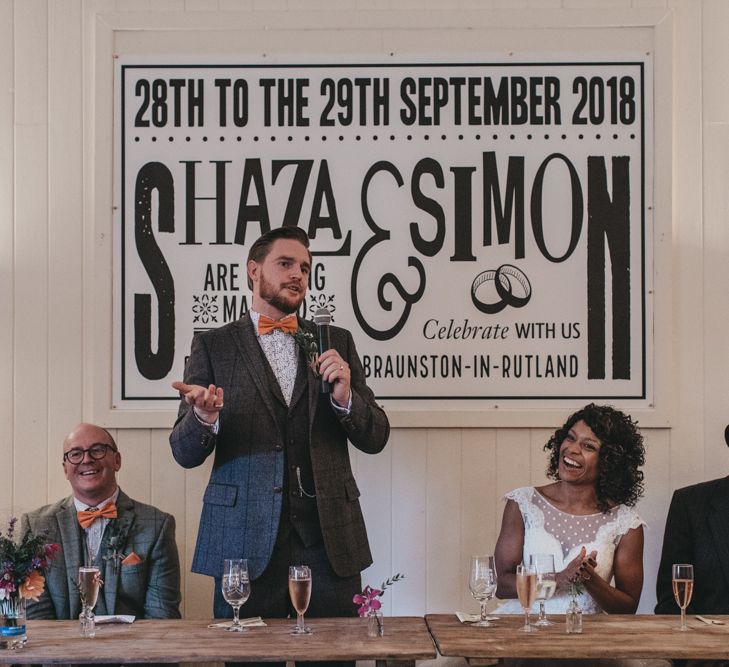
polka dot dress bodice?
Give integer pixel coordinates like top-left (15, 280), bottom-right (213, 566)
top-left (494, 486), bottom-right (645, 615)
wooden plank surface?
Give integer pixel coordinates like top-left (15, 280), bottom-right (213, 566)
top-left (2, 617), bottom-right (436, 664)
top-left (426, 613), bottom-right (729, 661)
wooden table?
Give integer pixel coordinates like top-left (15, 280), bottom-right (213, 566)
top-left (426, 613), bottom-right (729, 664)
top-left (0, 617), bottom-right (436, 665)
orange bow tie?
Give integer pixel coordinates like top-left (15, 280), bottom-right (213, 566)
top-left (258, 314), bottom-right (297, 336)
top-left (77, 503), bottom-right (118, 529)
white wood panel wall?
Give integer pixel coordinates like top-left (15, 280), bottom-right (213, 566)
top-left (5, 1), bottom-right (729, 656)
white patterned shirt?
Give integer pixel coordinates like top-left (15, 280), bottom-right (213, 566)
top-left (250, 309), bottom-right (299, 406)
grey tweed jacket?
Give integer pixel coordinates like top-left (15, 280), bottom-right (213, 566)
top-left (169, 313), bottom-right (389, 580)
top-left (20, 489), bottom-right (181, 620)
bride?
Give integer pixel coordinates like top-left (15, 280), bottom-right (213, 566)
top-left (494, 403), bottom-right (646, 617)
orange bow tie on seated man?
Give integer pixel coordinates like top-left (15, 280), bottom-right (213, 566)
top-left (77, 503), bottom-right (118, 529)
top-left (258, 313), bottom-right (298, 335)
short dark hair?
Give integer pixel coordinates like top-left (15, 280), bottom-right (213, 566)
top-left (246, 227), bottom-right (311, 289)
top-left (544, 403), bottom-right (645, 512)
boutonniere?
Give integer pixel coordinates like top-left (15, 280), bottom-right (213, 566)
top-left (102, 516), bottom-right (135, 574)
top-left (289, 329), bottom-right (319, 376)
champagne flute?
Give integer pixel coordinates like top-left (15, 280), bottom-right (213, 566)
top-left (515, 563), bottom-right (538, 633)
top-left (672, 563), bottom-right (694, 632)
top-left (468, 555), bottom-right (497, 627)
top-left (221, 559), bottom-right (251, 632)
top-left (289, 565), bottom-right (313, 635)
top-left (77, 566), bottom-right (101, 638)
top-left (529, 553), bottom-right (556, 627)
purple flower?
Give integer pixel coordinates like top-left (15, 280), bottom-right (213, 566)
top-left (352, 585), bottom-right (383, 617)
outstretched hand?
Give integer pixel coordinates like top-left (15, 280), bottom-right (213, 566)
top-left (172, 381), bottom-right (224, 424)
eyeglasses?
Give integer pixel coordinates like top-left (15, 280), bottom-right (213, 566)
top-left (63, 443), bottom-right (117, 465)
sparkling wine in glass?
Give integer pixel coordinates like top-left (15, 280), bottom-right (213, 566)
top-left (516, 563), bottom-right (538, 633)
top-left (289, 565), bottom-right (313, 635)
top-left (529, 553), bottom-right (556, 627)
top-left (672, 563), bottom-right (694, 632)
top-left (468, 555), bottom-right (497, 627)
top-left (221, 559), bottom-right (251, 632)
top-left (78, 566), bottom-right (101, 638)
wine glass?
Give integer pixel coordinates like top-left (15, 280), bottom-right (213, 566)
top-left (516, 563), bottom-right (538, 633)
top-left (221, 559), bottom-right (251, 632)
top-left (468, 555), bottom-right (497, 627)
top-left (672, 563), bottom-right (694, 631)
top-left (529, 553), bottom-right (556, 627)
top-left (289, 565), bottom-right (313, 635)
top-left (77, 566), bottom-right (101, 638)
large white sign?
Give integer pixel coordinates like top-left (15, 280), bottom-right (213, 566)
top-left (114, 59), bottom-right (652, 408)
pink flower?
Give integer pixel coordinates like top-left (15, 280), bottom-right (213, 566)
top-left (352, 574), bottom-right (404, 617)
top-left (352, 585), bottom-right (383, 617)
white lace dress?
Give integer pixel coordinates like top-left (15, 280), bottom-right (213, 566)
top-left (494, 486), bottom-right (646, 615)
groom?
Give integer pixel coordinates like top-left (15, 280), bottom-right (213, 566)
top-left (170, 226), bottom-right (389, 632)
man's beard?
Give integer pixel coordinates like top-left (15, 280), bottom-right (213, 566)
top-left (259, 272), bottom-right (305, 314)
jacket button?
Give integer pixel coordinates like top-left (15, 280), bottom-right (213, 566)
top-left (273, 486), bottom-right (282, 494)
top-left (274, 444), bottom-right (283, 452)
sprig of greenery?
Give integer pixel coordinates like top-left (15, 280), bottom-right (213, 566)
top-left (379, 573), bottom-right (405, 592)
top-left (569, 580), bottom-right (585, 597)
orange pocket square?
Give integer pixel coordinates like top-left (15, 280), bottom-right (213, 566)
top-left (121, 551), bottom-right (143, 566)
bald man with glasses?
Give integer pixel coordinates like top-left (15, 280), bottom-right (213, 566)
top-left (20, 423), bottom-right (181, 620)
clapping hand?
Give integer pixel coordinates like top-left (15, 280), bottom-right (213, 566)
top-left (560, 546), bottom-right (598, 586)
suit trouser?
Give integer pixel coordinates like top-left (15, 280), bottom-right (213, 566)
top-left (214, 522), bottom-right (362, 667)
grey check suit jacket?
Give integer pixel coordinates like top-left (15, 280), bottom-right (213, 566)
top-left (169, 313), bottom-right (389, 580)
top-left (20, 489), bottom-right (181, 619)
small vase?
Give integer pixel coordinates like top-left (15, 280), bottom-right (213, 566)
top-left (79, 606), bottom-right (96, 638)
top-left (565, 598), bottom-right (583, 634)
top-left (367, 610), bottom-right (384, 637)
top-left (0, 594), bottom-right (26, 649)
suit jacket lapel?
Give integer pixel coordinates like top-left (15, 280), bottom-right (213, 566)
top-left (56, 498), bottom-right (85, 619)
top-left (708, 476), bottom-right (729, 593)
top-left (300, 319), bottom-right (320, 435)
top-left (230, 314), bottom-right (282, 420)
top-left (100, 490), bottom-right (136, 615)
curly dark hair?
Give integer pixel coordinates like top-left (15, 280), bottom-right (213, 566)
top-left (544, 403), bottom-right (645, 512)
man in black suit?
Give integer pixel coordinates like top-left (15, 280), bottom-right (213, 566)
top-left (655, 428), bottom-right (729, 615)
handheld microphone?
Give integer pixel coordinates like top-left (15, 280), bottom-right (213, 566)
top-left (313, 307), bottom-right (332, 393)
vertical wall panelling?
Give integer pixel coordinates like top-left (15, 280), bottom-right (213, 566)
top-left (48, 0), bottom-right (84, 504)
top-left (0, 0), bottom-right (14, 516)
top-left (13, 0), bottom-right (49, 517)
top-left (425, 428), bottom-right (462, 612)
top-left (667, 1), bottom-right (704, 491)
top-left (529, 427), bottom-right (553, 488)
top-left (494, 428), bottom-right (531, 503)
top-left (389, 429), bottom-right (427, 615)
top-left (355, 433), bottom-right (394, 613)
top-left (639, 429), bottom-right (671, 613)
top-left (460, 428), bottom-right (497, 614)
top-left (701, 0), bottom-right (729, 482)
top-left (116, 429), bottom-right (152, 503)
